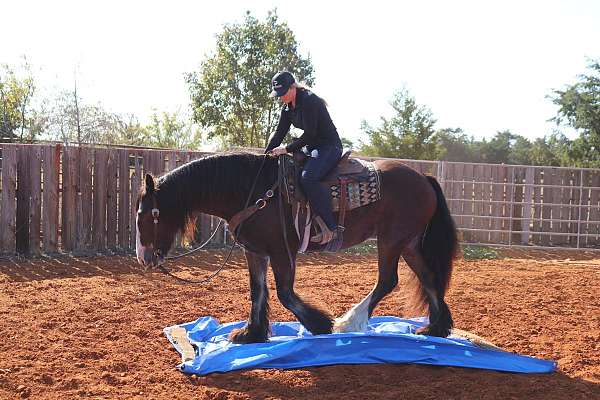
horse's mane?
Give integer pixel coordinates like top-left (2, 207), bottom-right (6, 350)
top-left (154, 152), bottom-right (278, 241)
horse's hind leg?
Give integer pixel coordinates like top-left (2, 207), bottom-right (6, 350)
top-left (402, 236), bottom-right (453, 337)
top-left (334, 242), bottom-right (401, 332)
top-left (229, 250), bottom-right (270, 343)
top-left (270, 251), bottom-right (333, 335)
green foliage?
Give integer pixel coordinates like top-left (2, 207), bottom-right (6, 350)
top-left (144, 110), bottom-right (202, 150)
top-left (47, 90), bottom-right (124, 145)
top-left (550, 59), bottom-right (600, 167)
top-left (356, 86), bottom-right (596, 168)
top-left (433, 128), bottom-right (477, 162)
top-left (462, 245), bottom-right (501, 260)
top-left (508, 135), bottom-right (533, 165)
top-left (359, 89), bottom-right (439, 160)
top-left (481, 130), bottom-right (513, 164)
top-left (186, 10), bottom-right (314, 149)
top-left (340, 137), bottom-right (355, 151)
top-left (113, 114), bottom-right (148, 146)
top-left (343, 241), bottom-right (377, 255)
top-left (0, 61), bottom-right (38, 142)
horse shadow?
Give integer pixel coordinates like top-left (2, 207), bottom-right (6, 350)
top-left (192, 363), bottom-right (600, 399)
top-left (0, 247), bottom-right (380, 283)
top-left (0, 249), bottom-right (248, 283)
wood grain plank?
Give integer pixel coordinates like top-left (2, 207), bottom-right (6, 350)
top-left (1, 145), bottom-right (18, 253)
top-left (29, 145), bottom-right (42, 255)
top-left (42, 145), bottom-right (60, 252)
top-left (16, 146), bottom-right (31, 253)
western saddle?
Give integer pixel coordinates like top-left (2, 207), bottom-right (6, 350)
top-left (280, 151), bottom-right (381, 252)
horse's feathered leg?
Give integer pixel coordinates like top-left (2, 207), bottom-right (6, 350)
top-left (402, 236), bottom-right (453, 337)
top-left (333, 246), bottom-right (400, 332)
top-left (229, 250), bottom-right (270, 343)
top-left (270, 251), bottom-right (333, 335)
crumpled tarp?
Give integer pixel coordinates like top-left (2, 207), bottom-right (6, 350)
top-left (164, 316), bottom-right (556, 375)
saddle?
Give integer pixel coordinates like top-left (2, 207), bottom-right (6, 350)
top-left (280, 151), bottom-right (382, 252)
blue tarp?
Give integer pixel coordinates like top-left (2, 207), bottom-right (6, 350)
top-left (164, 316), bottom-right (556, 375)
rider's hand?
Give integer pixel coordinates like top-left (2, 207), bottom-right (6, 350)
top-left (269, 146), bottom-right (288, 157)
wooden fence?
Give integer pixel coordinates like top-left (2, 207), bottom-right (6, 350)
top-left (0, 143), bottom-right (225, 255)
top-left (0, 143), bottom-right (599, 255)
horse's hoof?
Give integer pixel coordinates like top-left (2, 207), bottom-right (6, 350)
top-left (333, 316), bottom-right (368, 333)
top-left (307, 317), bottom-right (334, 335)
top-left (415, 325), bottom-right (451, 338)
top-left (229, 326), bottom-right (268, 344)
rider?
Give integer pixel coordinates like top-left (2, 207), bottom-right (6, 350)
top-left (265, 71), bottom-right (344, 251)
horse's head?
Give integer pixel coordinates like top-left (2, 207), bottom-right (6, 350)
top-left (135, 173), bottom-right (179, 268)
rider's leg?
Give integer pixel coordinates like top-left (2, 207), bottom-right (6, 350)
top-left (300, 145), bottom-right (342, 231)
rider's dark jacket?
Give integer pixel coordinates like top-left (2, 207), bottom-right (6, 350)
top-left (266, 89), bottom-right (342, 153)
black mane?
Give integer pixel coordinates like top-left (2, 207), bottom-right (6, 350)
top-left (154, 152), bottom-right (279, 228)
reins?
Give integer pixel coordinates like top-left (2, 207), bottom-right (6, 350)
top-left (151, 154), bottom-right (274, 284)
top-left (277, 157), bottom-right (296, 272)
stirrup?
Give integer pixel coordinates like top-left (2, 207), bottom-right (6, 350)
top-left (310, 228), bottom-right (333, 245)
top-left (324, 226), bottom-right (345, 252)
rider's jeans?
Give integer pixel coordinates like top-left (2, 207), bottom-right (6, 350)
top-left (300, 145), bottom-right (343, 230)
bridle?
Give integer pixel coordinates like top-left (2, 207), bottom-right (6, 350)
top-left (145, 189), bottom-right (231, 284)
top-left (150, 196), bottom-right (162, 260)
top-left (143, 153), bottom-right (278, 284)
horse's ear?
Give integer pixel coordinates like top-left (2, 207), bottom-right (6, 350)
top-left (145, 173), bottom-right (155, 193)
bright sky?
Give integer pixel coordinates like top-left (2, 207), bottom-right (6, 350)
top-left (2, 0), bottom-right (599, 146)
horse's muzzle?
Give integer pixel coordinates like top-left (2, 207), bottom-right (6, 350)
top-left (140, 247), bottom-right (165, 270)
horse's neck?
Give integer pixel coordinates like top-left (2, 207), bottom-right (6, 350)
top-left (183, 158), bottom-right (269, 221)
top-left (187, 183), bottom-right (241, 221)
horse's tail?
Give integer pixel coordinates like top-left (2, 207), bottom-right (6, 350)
top-left (422, 176), bottom-right (458, 297)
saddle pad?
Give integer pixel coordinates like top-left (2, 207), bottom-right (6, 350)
top-left (164, 316), bottom-right (556, 375)
top-left (284, 157), bottom-right (382, 212)
top-left (331, 160), bottom-right (381, 211)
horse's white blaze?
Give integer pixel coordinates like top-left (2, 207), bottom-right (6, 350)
top-left (135, 214), bottom-right (145, 264)
top-left (333, 292), bottom-right (373, 333)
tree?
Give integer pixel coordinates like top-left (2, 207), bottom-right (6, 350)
top-left (340, 137), bottom-right (354, 151)
top-left (186, 10), bottom-right (314, 149)
top-left (47, 89), bottom-right (123, 145)
top-left (358, 89), bottom-right (439, 160)
top-left (114, 114), bottom-right (148, 146)
top-left (550, 59), bottom-right (600, 167)
top-left (508, 134), bottom-right (533, 165)
top-left (0, 60), bottom-right (37, 143)
top-left (482, 130), bottom-right (517, 164)
top-left (144, 110), bottom-right (202, 150)
top-left (433, 128), bottom-right (477, 162)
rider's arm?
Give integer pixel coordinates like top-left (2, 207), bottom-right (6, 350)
top-left (265, 109), bottom-right (292, 152)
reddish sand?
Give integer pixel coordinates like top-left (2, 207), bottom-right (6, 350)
top-left (0, 249), bottom-right (599, 399)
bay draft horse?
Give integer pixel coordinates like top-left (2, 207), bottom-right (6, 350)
top-left (135, 153), bottom-right (458, 343)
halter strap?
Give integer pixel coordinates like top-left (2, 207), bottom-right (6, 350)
top-left (151, 195), bottom-right (161, 258)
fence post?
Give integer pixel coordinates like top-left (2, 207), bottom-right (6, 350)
top-left (508, 167), bottom-right (515, 246)
top-left (521, 167), bottom-right (534, 245)
top-left (576, 168), bottom-right (584, 248)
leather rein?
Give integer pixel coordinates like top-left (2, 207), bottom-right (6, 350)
top-left (148, 154), bottom-right (279, 284)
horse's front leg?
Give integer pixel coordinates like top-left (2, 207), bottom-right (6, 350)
top-left (229, 250), bottom-right (270, 343)
top-left (270, 251), bottom-right (333, 335)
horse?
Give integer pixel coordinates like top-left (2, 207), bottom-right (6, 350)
top-left (135, 152), bottom-right (458, 343)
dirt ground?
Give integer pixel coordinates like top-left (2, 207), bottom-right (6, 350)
top-left (0, 248), bottom-right (599, 399)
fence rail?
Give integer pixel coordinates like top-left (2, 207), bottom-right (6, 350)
top-left (0, 143), bottom-right (599, 255)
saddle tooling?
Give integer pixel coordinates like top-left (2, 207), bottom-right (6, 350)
top-left (281, 151), bottom-right (382, 252)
